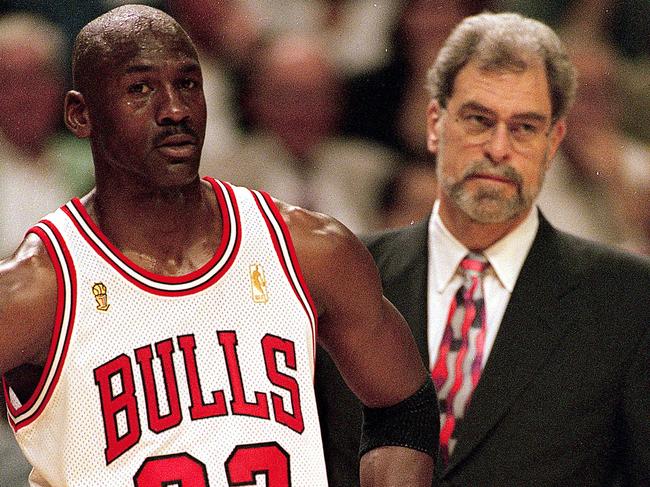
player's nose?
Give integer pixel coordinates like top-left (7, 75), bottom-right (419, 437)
top-left (156, 84), bottom-right (190, 126)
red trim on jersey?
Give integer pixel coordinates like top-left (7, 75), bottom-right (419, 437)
top-left (250, 191), bottom-right (318, 359)
top-left (61, 178), bottom-right (241, 296)
top-left (259, 192), bottom-right (318, 327)
top-left (5, 220), bottom-right (77, 431)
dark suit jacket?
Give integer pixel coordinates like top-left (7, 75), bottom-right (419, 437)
top-left (316, 212), bottom-right (650, 487)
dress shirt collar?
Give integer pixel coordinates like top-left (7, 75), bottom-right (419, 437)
top-left (428, 200), bottom-right (539, 293)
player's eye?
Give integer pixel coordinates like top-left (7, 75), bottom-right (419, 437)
top-left (180, 78), bottom-right (197, 90)
top-left (128, 82), bottom-right (152, 94)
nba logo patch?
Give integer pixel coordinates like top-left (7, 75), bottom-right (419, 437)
top-left (250, 264), bottom-right (269, 303)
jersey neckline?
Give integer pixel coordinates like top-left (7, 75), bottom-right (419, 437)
top-left (63, 177), bottom-right (241, 295)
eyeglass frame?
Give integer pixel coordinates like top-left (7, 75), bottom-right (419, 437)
top-left (440, 101), bottom-right (555, 154)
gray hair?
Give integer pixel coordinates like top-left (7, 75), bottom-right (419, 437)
top-left (426, 11), bottom-right (576, 121)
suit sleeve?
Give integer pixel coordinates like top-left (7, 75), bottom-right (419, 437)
top-left (315, 347), bottom-right (363, 487)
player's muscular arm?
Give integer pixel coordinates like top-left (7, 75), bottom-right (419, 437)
top-left (280, 201), bottom-right (434, 486)
top-left (0, 234), bottom-right (57, 378)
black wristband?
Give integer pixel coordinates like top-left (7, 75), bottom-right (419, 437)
top-left (359, 378), bottom-right (439, 458)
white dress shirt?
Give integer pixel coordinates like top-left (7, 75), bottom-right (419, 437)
top-left (427, 200), bottom-right (539, 368)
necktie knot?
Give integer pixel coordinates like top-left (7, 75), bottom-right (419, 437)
top-left (460, 253), bottom-right (489, 276)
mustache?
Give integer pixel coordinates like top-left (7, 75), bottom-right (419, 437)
top-left (462, 160), bottom-right (523, 188)
top-left (153, 123), bottom-right (199, 146)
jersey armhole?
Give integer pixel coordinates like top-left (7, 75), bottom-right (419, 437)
top-left (4, 220), bottom-right (77, 431)
top-left (248, 190), bottom-right (319, 375)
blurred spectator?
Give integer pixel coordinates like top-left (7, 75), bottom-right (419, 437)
top-left (537, 38), bottom-right (650, 250)
top-left (618, 57), bottom-right (650, 144)
top-left (492, 0), bottom-right (649, 59)
top-left (491, 0), bottom-right (650, 143)
top-left (167, 0), bottom-right (261, 162)
top-left (241, 0), bottom-right (400, 76)
top-left (0, 1), bottom-right (166, 86)
top-left (0, 13), bottom-right (93, 258)
top-left (209, 32), bottom-right (396, 233)
top-left (626, 185), bottom-right (650, 255)
top-left (0, 14), bottom-right (72, 487)
top-left (377, 155), bottom-right (437, 230)
top-left (0, 17), bottom-right (93, 480)
top-left (559, 0), bottom-right (650, 144)
top-left (343, 0), bottom-right (487, 156)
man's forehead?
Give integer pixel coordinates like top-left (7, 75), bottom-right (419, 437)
top-left (118, 35), bottom-right (194, 61)
top-left (450, 60), bottom-right (552, 116)
top-left (79, 6), bottom-right (196, 67)
top-left (88, 5), bottom-right (178, 36)
top-left (91, 28), bottom-right (198, 76)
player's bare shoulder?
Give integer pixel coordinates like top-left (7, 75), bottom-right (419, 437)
top-left (272, 199), bottom-right (381, 314)
top-left (273, 199), bottom-right (369, 265)
top-left (0, 233), bottom-right (58, 374)
top-left (273, 199), bottom-right (354, 251)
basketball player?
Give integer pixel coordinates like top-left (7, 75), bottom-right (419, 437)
top-left (0, 5), bottom-right (436, 487)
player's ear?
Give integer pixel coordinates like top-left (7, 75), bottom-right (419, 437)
top-left (426, 99), bottom-right (443, 155)
top-left (64, 90), bottom-right (92, 138)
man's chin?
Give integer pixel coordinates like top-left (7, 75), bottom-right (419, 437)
top-left (147, 163), bottom-right (201, 191)
top-left (460, 196), bottom-right (526, 224)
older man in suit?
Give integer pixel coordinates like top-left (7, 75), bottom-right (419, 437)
top-left (316, 11), bottom-right (650, 487)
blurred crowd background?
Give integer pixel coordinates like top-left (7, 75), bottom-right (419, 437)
top-left (0, 0), bottom-right (649, 483)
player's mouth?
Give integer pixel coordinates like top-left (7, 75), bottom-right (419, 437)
top-left (156, 134), bottom-right (198, 159)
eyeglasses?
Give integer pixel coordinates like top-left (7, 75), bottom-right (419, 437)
top-left (445, 107), bottom-right (552, 153)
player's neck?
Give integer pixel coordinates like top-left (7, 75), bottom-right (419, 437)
top-left (86, 179), bottom-right (222, 275)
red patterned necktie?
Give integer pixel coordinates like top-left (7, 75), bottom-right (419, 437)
top-left (431, 253), bottom-right (489, 464)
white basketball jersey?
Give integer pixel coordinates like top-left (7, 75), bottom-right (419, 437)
top-left (4, 178), bottom-right (329, 486)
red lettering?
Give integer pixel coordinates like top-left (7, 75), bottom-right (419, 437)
top-left (178, 334), bottom-right (228, 420)
top-left (226, 442), bottom-right (290, 486)
top-left (262, 334), bottom-right (304, 433)
top-left (96, 330), bottom-right (303, 464)
top-left (134, 452), bottom-right (208, 486)
top-left (93, 354), bottom-right (141, 464)
top-left (217, 331), bottom-right (270, 419)
top-left (135, 339), bottom-right (182, 433)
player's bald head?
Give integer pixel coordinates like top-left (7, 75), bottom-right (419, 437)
top-left (72, 5), bottom-right (198, 95)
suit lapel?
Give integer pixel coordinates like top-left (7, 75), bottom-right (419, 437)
top-left (444, 215), bottom-right (583, 473)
